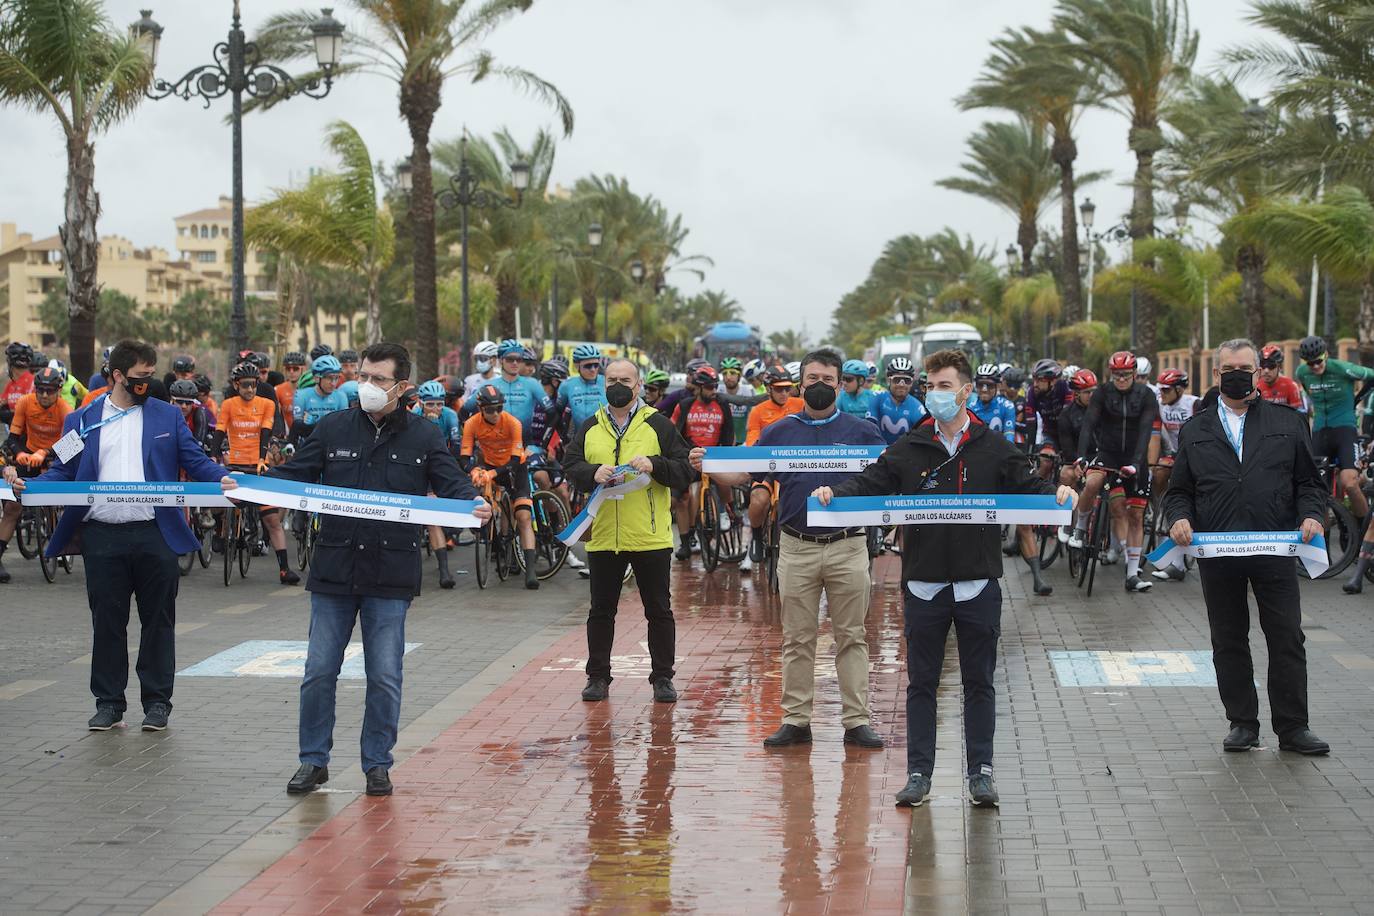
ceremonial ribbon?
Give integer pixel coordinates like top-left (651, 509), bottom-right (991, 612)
top-left (0, 483), bottom-right (14, 502)
top-left (227, 473), bottom-right (484, 528)
top-left (701, 445), bottom-right (886, 474)
top-left (807, 493), bottom-right (1072, 527)
top-left (1146, 531), bottom-right (1329, 578)
top-left (557, 465), bottom-right (653, 544)
top-left (19, 480), bottom-right (233, 508)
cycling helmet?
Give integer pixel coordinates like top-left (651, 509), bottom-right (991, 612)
top-left (309, 343), bottom-right (333, 361)
top-left (974, 363), bottom-right (1002, 382)
top-left (230, 362), bottom-right (259, 382)
top-left (1157, 368), bottom-right (1189, 389)
top-left (476, 384), bottom-right (505, 408)
top-left (571, 343), bottom-right (602, 363)
top-left (5, 341), bottom-right (33, 366)
top-left (644, 368), bottom-right (670, 387)
top-left (496, 339), bottom-right (522, 358)
top-left (763, 366), bottom-right (792, 387)
top-left (172, 355), bottom-right (196, 373)
top-left (1108, 350), bottom-right (1136, 372)
top-left (549, 353), bottom-right (569, 368)
top-left (32, 367), bottom-right (62, 390)
top-left (46, 358), bottom-right (68, 380)
top-left (519, 347), bottom-right (538, 362)
top-left (866, 361), bottom-right (878, 377)
top-left (1032, 358), bottom-right (1062, 380)
top-left (1135, 356), bottom-right (1152, 377)
top-left (169, 379), bottom-right (200, 400)
top-left (685, 357), bottom-right (708, 374)
top-left (539, 360), bottom-right (570, 383)
top-left (1298, 335), bottom-right (1326, 361)
top-left (251, 351), bottom-right (271, 370)
top-left (193, 373), bottom-right (212, 395)
top-left (886, 355), bottom-right (915, 376)
top-left (338, 349), bottom-right (359, 364)
top-left (1259, 344), bottom-right (1284, 368)
top-left (283, 351), bottom-right (306, 367)
top-left (841, 359), bottom-right (868, 379)
top-left (416, 380), bottom-right (446, 401)
top-left (742, 358), bottom-right (766, 382)
top-left (1070, 368), bottom-right (1098, 391)
top-left (1063, 363), bottom-right (1080, 378)
top-left (473, 340), bottom-right (499, 359)
top-left (784, 361), bottom-right (802, 383)
top-left (311, 354), bottom-right (342, 375)
top-left (693, 366), bottom-right (720, 386)
top-left (719, 356), bottom-right (743, 372)
top-left (1001, 367), bottom-right (1026, 388)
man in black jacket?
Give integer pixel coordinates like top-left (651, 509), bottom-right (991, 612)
top-left (226, 342), bottom-right (491, 797)
top-left (1162, 338), bottom-right (1328, 756)
top-left (815, 349), bottom-right (1075, 809)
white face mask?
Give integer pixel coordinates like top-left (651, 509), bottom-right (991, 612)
top-left (358, 381), bottom-right (396, 413)
top-left (476, 359), bottom-right (491, 374)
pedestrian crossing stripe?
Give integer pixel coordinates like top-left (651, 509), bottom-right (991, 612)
top-left (1049, 650), bottom-right (1217, 687)
top-left (179, 640), bottom-right (420, 679)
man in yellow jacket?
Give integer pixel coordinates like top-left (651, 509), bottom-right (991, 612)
top-left (563, 359), bottom-right (696, 703)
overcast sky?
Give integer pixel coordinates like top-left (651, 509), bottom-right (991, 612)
top-left (2, 0), bottom-right (1268, 343)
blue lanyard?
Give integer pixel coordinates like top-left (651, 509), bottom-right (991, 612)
top-left (793, 409), bottom-right (840, 427)
top-left (1220, 409), bottom-right (1245, 459)
top-left (78, 396), bottom-right (140, 441)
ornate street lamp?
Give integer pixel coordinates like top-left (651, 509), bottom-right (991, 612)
top-left (396, 157), bottom-right (413, 193)
top-left (133, 3), bottom-right (344, 361)
top-left (1005, 244), bottom-right (1018, 276)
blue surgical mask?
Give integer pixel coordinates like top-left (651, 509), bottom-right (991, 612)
top-left (925, 387), bottom-right (967, 423)
top-left (476, 359), bottom-right (491, 374)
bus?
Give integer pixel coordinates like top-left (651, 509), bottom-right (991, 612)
top-left (696, 321), bottom-right (763, 364)
top-left (910, 322), bottom-right (983, 366)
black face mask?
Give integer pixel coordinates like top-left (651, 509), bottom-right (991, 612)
top-left (1219, 369), bottom-right (1255, 400)
top-left (606, 382), bottom-right (635, 408)
top-left (803, 382), bottom-right (837, 410)
top-left (123, 374), bottom-right (152, 405)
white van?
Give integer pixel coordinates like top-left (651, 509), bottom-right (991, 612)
top-left (910, 322), bottom-right (983, 365)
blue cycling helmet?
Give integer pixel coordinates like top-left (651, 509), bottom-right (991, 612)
top-left (416, 380), bottom-right (446, 401)
top-left (497, 339), bottom-right (523, 358)
top-left (841, 359), bottom-right (868, 378)
top-left (572, 343), bottom-right (602, 363)
top-left (312, 355), bottom-right (342, 375)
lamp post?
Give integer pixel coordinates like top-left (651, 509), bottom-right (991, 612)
top-left (628, 259), bottom-right (646, 357)
top-left (132, 4), bottom-right (344, 362)
top-left (1079, 197), bottom-right (1133, 330)
top-left (434, 136), bottom-right (529, 377)
top-left (1324, 108), bottom-right (1351, 353)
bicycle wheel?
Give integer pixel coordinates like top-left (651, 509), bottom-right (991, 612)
top-left (37, 509), bottom-right (57, 583)
top-left (196, 513), bottom-right (213, 569)
top-left (474, 523), bottom-right (491, 588)
top-left (495, 494), bottom-right (513, 582)
top-left (223, 510), bottom-right (237, 587)
top-left (1037, 525), bottom-right (1061, 571)
top-left (765, 511), bottom-right (781, 595)
top-left (1085, 500), bottom-right (1111, 597)
top-left (517, 491), bottom-right (570, 580)
top-left (1075, 500), bottom-right (1097, 591)
top-left (295, 513), bottom-right (311, 571)
top-left (238, 511), bottom-right (254, 579)
top-left (15, 511), bottom-right (38, 560)
top-left (1299, 495), bottom-right (1359, 580)
top-left (699, 487), bottom-right (722, 572)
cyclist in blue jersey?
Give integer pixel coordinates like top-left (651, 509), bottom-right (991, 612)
top-left (866, 356), bottom-right (926, 444)
top-left (461, 338), bottom-right (553, 435)
top-left (556, 343), bottom-right (608, 432)
top-left (838, 359), bottom-right (875, 417)
top-left (968, 363), bottom-right (1016, 441)
top-left (290, 355), bottom-right (350, 441)
top-left (413, 379), bottom-right (464, 588)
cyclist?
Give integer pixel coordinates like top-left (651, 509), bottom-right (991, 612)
top-left (462, 340), bottom-right (553, 438)
top-left (290, 355), bottom-right (350, 444)
top-left (1136, 356), bottom-right (1156, 394)
top-left (276, 351), bottom-right (306, 421)
top-left (224, 350), bottom-right (288, 438)
top-left (411, 380), bottom-right (464, 588)
top-left (461, 384), bottom-right (540, 590)
top-left (742, 358), bottom-right (768, 394)
top-left (1070, 350), bottom-right (1159, 592)
top-left (463, 340), bottom-right (499, 395)
top-left (657, 357), bottom-right (706, 418)
top-left (866, 356), bottom-right (926, 445)
top-left (642, 369), bottom-right (670, 408)
top-left (866, 360), bottom-right (884, 394)
top-left (1056, 368), bottom-right (1098, 542)
top-left (0, 367), bottom-right (70, 583)
top-left (45, 358), bottom-right (87, 409)
top-left (744, 366), bottom-right (804, 446)
top-left (335, 349), bottom-right (360, 406)
top-left (295, 343), bottom-right (332, 391)
top-left (784, 361), bottom-right (802, 394)
top-left (838, 359), bottom-right (876, 418)
top-left (1296, 334), bottom-right (1374, 532)
top-left (519, 347), bottom-right (540, 377)
top-left (2, 341), bottom-right (35, 427)
top-left (1001, 366), bottom-right (1030, 447)
top-left (194, 373), bottom-right (218, 430)
top-left (969, 363), bottom-right (1017, 441)
top-left (557, 344), bottom-right (609, 435)
top-left (163, 354), bottom-right (197, 391)
top-left (1024, 359), bottom-right (1070, 468)
top-left (170, 378), bottom-right (213, 451)
top-left (720, 357), bottom-right (753, 441)
top-left (1148, 368), bottom-right (1198, 582)
top-left (214, 363), bottom-right (299, 585)
top-left (671, 366), bottom-right (740, 561)
top-left (1257, 345), bottom-right (1305, 411)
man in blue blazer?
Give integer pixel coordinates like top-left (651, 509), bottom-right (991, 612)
top-left (4, 340), bottom-right (231, 732)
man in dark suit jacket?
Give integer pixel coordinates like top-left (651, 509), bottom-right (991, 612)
top-left (4, 339), bottom-right (230, 733)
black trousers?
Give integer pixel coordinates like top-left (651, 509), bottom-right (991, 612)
top-left (83, 521), bottom-right (180, 713)
top-left (1197, 555), bottom-right (1308, 737)
top-left (902, 580), bottom-right (1002, 777)
top-left (586, 548), bottom-right (675, 684)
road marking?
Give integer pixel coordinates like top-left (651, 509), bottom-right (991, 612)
top-left (1332, 653), bottom-right (1374, 671)
top-left (1305, 629), bottom-right (1342, 642)
top-left (179, 639), bottom-right (421, 679)
top-left (216, 603), bottom-right (265, 616)
top-left (0, 679), bottom-right (56, 700)
top-left (270, 588), bottom-right (300, 598)
top-left (1049, 650), bottom-right (1217, 687)
top-left (175, 621), bottom-right (209, 636)
top-left (69, 654), bottom-right (91, 665)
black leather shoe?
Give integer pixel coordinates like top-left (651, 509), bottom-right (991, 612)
top-left (763, 724), bottom-right (813, 747)
top-left (365, 766), bottom-right (393, 796)
top-left (1278, 728), bottom-right (1330, 755)
top-left (843, 724), bottom-right (884, 748)
top-left (286, 763), bottom-right (328, 794)
top-left (1223, 725), bottom-right (1260, 752)
top-left (87, 707), bottom-right (122, 731)
top-left (652, 678), bottom-right (678, 703)
top-left (581, 677), bottom-right (610, 702)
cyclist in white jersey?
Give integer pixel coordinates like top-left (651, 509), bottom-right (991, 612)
top-left (1150, 368), bottom-right (1198, 581)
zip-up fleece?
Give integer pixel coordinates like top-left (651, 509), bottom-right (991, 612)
top-left (830, 414), bottom-right (1056, 582)
top-left (563, 403), bottom-right (696, 552)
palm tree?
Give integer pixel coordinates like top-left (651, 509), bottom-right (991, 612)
top-left (1002, 272), bottom-right (1062, 356)
top-left (252, 0), bottom-right (574, 377)
top-left (1056, 0), bottom-right (1198, 365)
top-left (246, 120), bottom-right (395, 347)
top-left (0, 0), bottom-right (151, 380)
top-left (960, 26), bottom-right (1104, 345)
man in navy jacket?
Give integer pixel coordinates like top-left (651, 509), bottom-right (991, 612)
top-left (4, 340), bottom-right (230, 732)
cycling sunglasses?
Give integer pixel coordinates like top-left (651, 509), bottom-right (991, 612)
top-left (173, 397), bottom-right (197, 406)
top-left (887, 375), bottom-right (914, 385)
top-left (1305, 357), bottom-right (1326, 367)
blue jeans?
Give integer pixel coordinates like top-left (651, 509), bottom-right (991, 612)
top-left (298, 592), bottom-right (410, 773)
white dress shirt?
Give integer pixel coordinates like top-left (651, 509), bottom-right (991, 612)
top-left (907, 410), bottom-right (991, 602)
top-left (85, 399), bottom-right (153, 523)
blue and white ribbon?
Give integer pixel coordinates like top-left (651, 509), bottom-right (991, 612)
top-left (807, 494), bottom-right (1072, 527)
top-left (1146, 531), bottom-right (1329, 578)
top-left (557, 465), bottom-right (653, 544)
top-left (227, 473), bottom-right (484, 527)
top-left (0, 483), bottom-right (14, 502)
top-left (20, 480), bottom-right (233, 508)
top-left (702, 445), bottom-right (885, 474)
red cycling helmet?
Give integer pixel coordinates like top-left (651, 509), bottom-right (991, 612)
top-left (693, 365), bottom-right (719, 387)
top-left (1259, 344), bottom-right (1283, 368)
top-left (1070, 368), bottom-right (1098, 391)
top-left (1157, 368), bottom-right (1189, 389)
top-left (1107, 351), bottom-right (1136, 372)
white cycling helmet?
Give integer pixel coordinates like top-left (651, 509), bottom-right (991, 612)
top-left (742, 357), bottom-right (766, 382)
top-left (1064, 364), bottom-right (1080, 379)
top-left (784, 360), bottom-right (802, 383)
top-left (1135, 356), bottom-right (1152, 377)
top-left (473, 340), bottom-right (498, 359)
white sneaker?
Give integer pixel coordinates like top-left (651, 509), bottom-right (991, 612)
top-left (1102, 547), bottom-right (1120, 566)
top-left (740, 553), bottom-right (753, 572)
top-left (719, 513), bottom-right (731, 532)
top-left (1124, 575), bottom-right (1153, 592)
top-left (566, 553), bottom-right (586, 569)
top-left (1057, 525), bottom-right (1072, 544)
top-left (1067, 531), bottom-right (1085, 550)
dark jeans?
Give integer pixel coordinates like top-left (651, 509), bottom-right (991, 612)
top-left (586, 548), bottom-right (675, 684)
top-left (83, 521), bottom-right (180, 713)
top-left (1197, 556), bottom-right (1309, 737)
top-left (902, 580), bottom-right (1002, 777)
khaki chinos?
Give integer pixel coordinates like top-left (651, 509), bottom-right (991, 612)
top-left (777, 530), bottom-right (873, 728)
